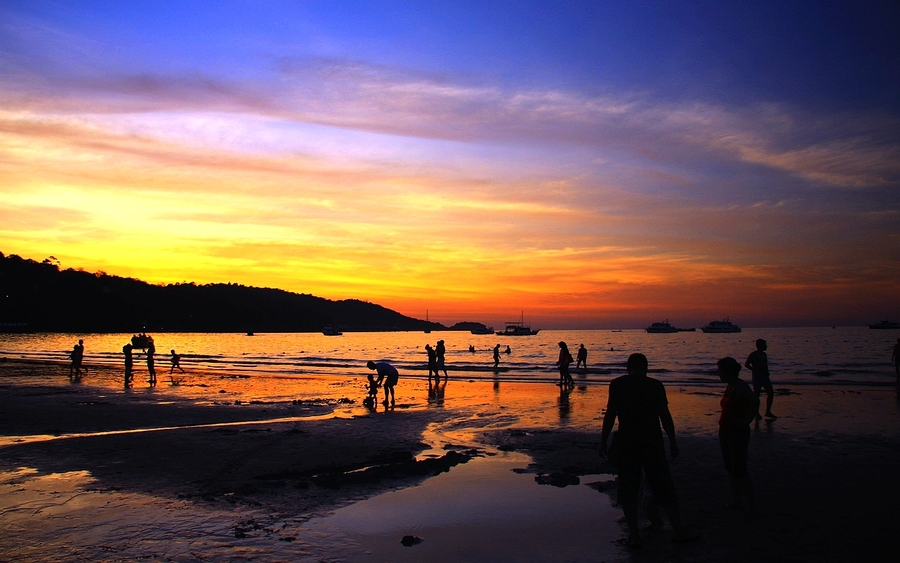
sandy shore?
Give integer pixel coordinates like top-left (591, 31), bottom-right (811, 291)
top-left (1, 359), bottom-right (899, 562)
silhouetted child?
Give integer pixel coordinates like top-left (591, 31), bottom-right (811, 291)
top-left (363, 373), bottom-right (380, 407)
top-left (493, 344), bottom-right (501, 368)
top-left (367, 360), bottom-right (399, 406)
top-left (170, 349), bottom-right (185, 374)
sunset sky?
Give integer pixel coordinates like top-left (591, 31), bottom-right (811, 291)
top-left (1, 1), bottom-right (898, 328)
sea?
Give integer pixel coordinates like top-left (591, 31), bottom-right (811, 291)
top-left (1, 325), bottom-right (896, 390)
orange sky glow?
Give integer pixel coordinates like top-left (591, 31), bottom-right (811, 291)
top-left (1, 3), bottom-right (898, 329)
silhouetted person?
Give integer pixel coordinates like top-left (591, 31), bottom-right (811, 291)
top-left (363, 373), bottom-right (380, 408)
top-left (435, 339), bottom-right (448, 378)
top-left (892, 338), bottom-right (900, 383)
top-left (745, 339), bottom-right (776, 418)
top-left (493, 344), bottom-right (501, 368)
top-left (170, 349), bottom-right (185, 374)
top-left (69, 340), bottom-right (85, 381)
top-left (717, 356), bottom-right (759, 519)
top-left (425, 344), bottom-right (437, 379)
top-left (123, 343), bottom-right (134, 387)
top-left (599, 353), bottom-right (697, 547)
top-left (557, 341), bottom-right (574, 387)
top-left (146, 337), bottom-right (157, 386)
top-left (367, 360), bottom-right (399, 406)
top-left (468, 344), bottom-right (476, 353)
top-left (505, 345), bottom-right (511, 354)
top-left (576, 344), bottom-right (588, 370)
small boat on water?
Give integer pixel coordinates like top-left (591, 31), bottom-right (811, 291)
top-left (322, 325), bottom-right (343, 336)
top-left (701, 318), bottom-right (742, 333)
top-left (869, 320), bottom-right (900, 329)
top-left (646, 320), bottom-right (678, 333)
top-left (131, 334), bottom-right (153, 349)
top-left (496, 313), bottom-right (539, 336)
top-left (470, 326), bottom-right (495, 335)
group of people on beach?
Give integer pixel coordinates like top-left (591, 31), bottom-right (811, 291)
top-left (121, 336), bottom-right (184, 387)
top-left (597, 339), bottom-right (777, 548)
top-left (65, 336), bottom-right (185, 388)
top-left (554, 341), bottom-right (589, 388)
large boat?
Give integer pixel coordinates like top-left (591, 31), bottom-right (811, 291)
top-left (322, 325), bottom-right (343, 336)
top-left (701, 318), bottom-right (742, 333)
top-left (496, 314), bottom-right (539, 336)
top-left (869, 320), bottom-right (900, 329)
top-left (646, 320), bottom-right (678, 333)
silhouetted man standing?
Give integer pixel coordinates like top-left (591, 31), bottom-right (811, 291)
top-left (600, 353), bottom-right (696, 547)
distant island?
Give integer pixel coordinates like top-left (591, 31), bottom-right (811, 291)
top-left (0, 251), bottom-right (462, 333)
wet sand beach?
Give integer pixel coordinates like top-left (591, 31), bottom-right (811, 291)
top-left (1, 359), bottom-right (899, 562)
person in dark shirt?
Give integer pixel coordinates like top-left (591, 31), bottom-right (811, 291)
top-left (425, 344), bottom-right (437, 379)
top-left (367, 360), bottom-right (399, 406)
top-left (600, 353), bottom-right (697, 547)
top-left (745, 339), bottom-right (776, 419)
top-left (717, 356), bottom-right (759, 519)
top-left (576, 344), bottom-right (588, 371)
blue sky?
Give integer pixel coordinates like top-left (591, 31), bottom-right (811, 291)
top-left (1, 1), bottom-right (898, 327)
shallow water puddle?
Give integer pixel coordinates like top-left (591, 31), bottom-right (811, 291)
top-left (298, 452), bottom-right (622, 563)
top-left (0, 455), bottom-right (623, 562)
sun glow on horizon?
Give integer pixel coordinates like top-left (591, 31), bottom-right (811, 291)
top-left (1, 3), bottom-right (898, 329)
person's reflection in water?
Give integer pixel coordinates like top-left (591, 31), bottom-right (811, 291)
top-left (427, 375), bottom-right (446, 407)
top-left (557, 384), bottom-right (572, 421)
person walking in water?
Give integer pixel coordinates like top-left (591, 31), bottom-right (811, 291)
top-left (69, 339), bottom-right (86, 381)
top-left (435, 340), bottom-right (449, 379)
top-left (557, 341), bottom-right (574, 387)
top-left (599, 353), bottom-right (697, 547)
top-left (493, 344), bottom-right (501, 368)
top-left (146, 337), bottom-right (157, 386)
top-left (367, 360), bottom-right (399, 407)
top-left (716, 356), bottom-right (759, 519)
top-left (745, 339), bottom-right (776, 419)
top-left (123, 343), bottom-right (134, 387)
top-left (576, 344), bottom-right (588, 371)
top-left (892, 338), bottom-right (900, 383)
top-left (170, 349), bottom-right (185, 375)
top-left (425, 344), bottom-right (437, 379)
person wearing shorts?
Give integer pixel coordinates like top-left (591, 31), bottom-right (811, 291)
top-left (717, 356), bottom-right (759, 518)
top-left (745, 339), bottom-right (776, 419)
top-left (599, 353), bottom-right (697, 547)
top-left (367, 360), bottom-right (399, 406)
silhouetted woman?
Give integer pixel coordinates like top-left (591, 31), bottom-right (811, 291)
top-left (557, 341), bottom-right (574, 387)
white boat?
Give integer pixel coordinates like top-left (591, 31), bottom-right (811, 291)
top-left (496, 313), bottom-right (539, 336)
top-left (322, 325), bottom-right (343, 336)
top-left (701, 318), bottom-right (741, 333)
top-left (470, 326), bottom-right (495, 335)
top-left (646, 320), bottom-right (678, 333)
